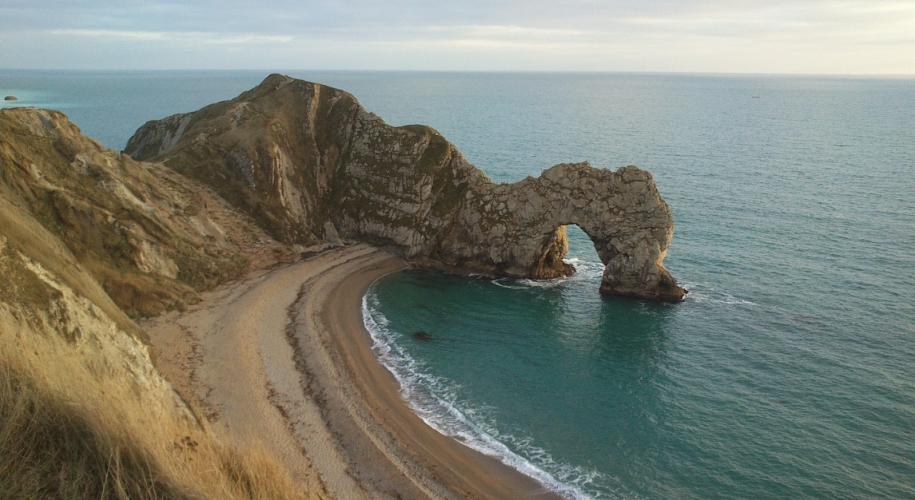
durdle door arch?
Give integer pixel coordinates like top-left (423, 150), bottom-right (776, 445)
top-left (447, 163), bottom-right (686, 301)
top-left (126, 75), bottom-right (685, 301)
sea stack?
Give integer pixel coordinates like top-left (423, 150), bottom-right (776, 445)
top-left (3, 95), bottom-right (17, 101)
top-left (126, 74), bottom-right (686, 301)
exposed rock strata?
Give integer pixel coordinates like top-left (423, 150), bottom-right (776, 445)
top-left (1, 110), bottom-right (183, 405)
top-left (0, 108), bottom-right (292, 316)
top-left (0, 172), bottom-right (187, 434)
top-left (128, 74), bottom-right (685, 300)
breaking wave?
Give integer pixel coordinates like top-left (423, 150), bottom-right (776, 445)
top-left (362, 290), bottom-right (604, 499)
top-left (490, 257), bottom-right (605, 290)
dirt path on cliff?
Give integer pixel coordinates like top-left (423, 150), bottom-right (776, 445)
top-left (144, 244), bottom-right (558, 499)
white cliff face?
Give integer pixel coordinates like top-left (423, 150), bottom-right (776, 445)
top-left (126, 74), bottom-right (685, 301)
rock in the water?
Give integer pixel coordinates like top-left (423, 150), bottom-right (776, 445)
top-left (413, 331), bottom-right (433, 341)
top-left (3, 95), bottom-right (17, 101)
top-left (126, 74), bottom-right (686, 301)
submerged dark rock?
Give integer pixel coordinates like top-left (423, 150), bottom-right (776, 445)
top-left (413, 331), bottom-right (433, 341)
top-left (126, 74), bottom-right (686, 301)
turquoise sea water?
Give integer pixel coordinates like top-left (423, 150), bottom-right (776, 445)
top-left (2, 70), bottom-right (913, 499)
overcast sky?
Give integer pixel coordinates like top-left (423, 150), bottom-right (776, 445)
top-left (1, 0), bottom-right (913, 74)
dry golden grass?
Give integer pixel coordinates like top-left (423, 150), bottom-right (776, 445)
top-left (0, 341), bottom-right (315, 500)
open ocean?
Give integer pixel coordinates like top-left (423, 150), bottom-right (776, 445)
top-left (3, 69), bottom-right (913, 499)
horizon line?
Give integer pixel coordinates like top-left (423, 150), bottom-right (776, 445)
top-left (2, 67), bottom-right (914, 79)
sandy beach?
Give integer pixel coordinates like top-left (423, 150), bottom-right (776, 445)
top-left (144, 243), bottom-right (558, 499)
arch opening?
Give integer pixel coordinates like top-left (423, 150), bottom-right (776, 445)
top-left (530, 223), bottom-right (606, 280)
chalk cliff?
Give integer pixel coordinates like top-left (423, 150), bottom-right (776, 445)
top-left (127, 74), bottom-right (685, 301)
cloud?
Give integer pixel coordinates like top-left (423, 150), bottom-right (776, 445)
top-left (48, 29), bottom-right (295, 45)
top-left (0, 0), bottom-right (912, 73)
top-left (427, 24), bottom-right (588, 39)
top-left (50, 29), bottom-right (169, 41)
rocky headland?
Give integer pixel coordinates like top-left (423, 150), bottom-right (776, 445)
top-left (127, 74), bottom-right (685, 301)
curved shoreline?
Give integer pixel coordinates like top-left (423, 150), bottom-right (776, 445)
top-left (308, 247), bottom-right (561, 499)
top-left (144, 244), bottom-right (559, 499)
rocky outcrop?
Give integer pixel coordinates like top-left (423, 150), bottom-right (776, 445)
top-left (127, 74), bottom-right (684, 301)
top-left (0, 178), bottom-right (188, 436)
top-left (3, 96), bottom-right (16, 101)
top-left (0, 208), bottom-right (182, 410)
top-left (1, 109), bottom-right (202, 410)
top-left (0, 108), bottom-right (292, 316)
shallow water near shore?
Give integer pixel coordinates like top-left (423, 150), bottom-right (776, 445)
top-left (3, 69), bottom-right (913, 499)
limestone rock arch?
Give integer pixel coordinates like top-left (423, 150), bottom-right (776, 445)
top-left (127, 74), bottom-right (685, 301)
top-left (434, 163), bottom-right (686, 301)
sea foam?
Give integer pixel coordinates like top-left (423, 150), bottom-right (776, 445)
top-left (490, 258), bottom-right (605, 290)
top-left (362, 289), bottom-right (603, 500)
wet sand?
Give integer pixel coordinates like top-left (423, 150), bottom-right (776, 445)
top-left (144, 243), bottom-right (558, 499)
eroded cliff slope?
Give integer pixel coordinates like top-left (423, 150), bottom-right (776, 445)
top-left (0, 108), bottom-right (306, 498)
top-left (127, 74), bottom-right (685, 301)
top-left (1, 108), bottom-right (291, 316)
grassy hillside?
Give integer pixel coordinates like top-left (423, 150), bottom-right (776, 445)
top-left (0, 349), bottom-right (310, 500)
top-left (0, 108), bottom-right (312, 499)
